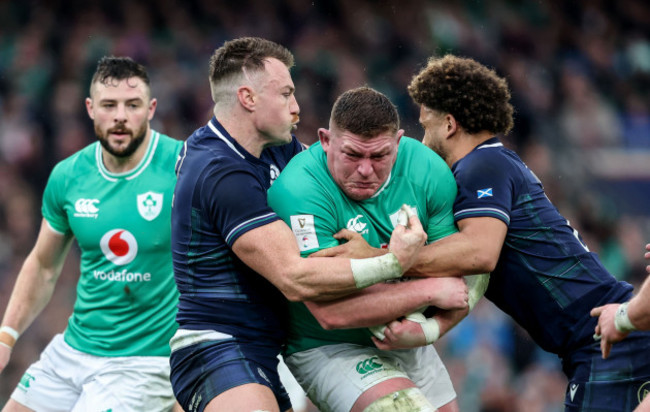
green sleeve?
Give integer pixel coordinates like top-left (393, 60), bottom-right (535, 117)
top-left (268, 149), bottom-right (340, 257)
top-left (424, 150), bottom-right (459, 242)
top-left (41, 162), bottom-right (71, 235)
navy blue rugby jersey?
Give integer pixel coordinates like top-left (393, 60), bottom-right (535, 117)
top-left (171, 117), bottom-right (304, 343)
top-left (452, 137), bottom-right (632, 356)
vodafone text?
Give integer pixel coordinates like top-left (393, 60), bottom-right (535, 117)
top-left (93, 269), bottom-right (152, 282)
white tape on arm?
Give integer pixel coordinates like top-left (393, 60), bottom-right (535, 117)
top-left (0, 326), bottom-right (19, 349)
top-left (369, 309), bottom-right (440, 344)
top-left (614, 302), bottom-right (637, 333)
top-left (405, 312), bottom-right (440, 344)
top-left (465, 273), bottom-right (490, 310)
top-left (351, 253), bottom-right (403, 289)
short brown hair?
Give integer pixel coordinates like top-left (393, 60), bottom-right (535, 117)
top-left (209, 37), bottom-right (294, 86)
top-left (331, 87), bottom-right (399, 138)
top-left (408, 55), bottom-right (514, 135)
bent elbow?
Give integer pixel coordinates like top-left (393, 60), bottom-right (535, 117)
top-left (474, 252), bottom-right (499, 273)
top-left (278, 283), bottom-right (320, 303)
top-left (308, 307), bottom-right (343, 330)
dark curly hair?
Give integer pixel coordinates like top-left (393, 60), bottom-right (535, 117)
top-left (90, 56), bottom-right (150, 95)
top-left (408, 55), bottom-right (514, 135)
top-left (331, 86), bottom-right (399, 138)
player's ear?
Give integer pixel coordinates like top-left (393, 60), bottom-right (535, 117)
top-left (85, 97), bottom-right (95, 119)
top-left (445, 114), bottom-right (458, 138)
top-left (148, 98), bottom-right (157, 120)
top-left (237, 86), bottom-right (256, 112)
top-left (396, 129), bottom-right (405, 144)
top-left (318, 128), bottom-right (331, 151)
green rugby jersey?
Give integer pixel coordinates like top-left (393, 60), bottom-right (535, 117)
top-left (267, 137), bottom-right (458, 355)
top-left (42, 131), bottom-right (182, 357)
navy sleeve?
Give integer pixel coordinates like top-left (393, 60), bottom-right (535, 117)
top-left (202, 166), bottom-right (280, 247)
top-left (453, 150), bottom-right (514, 225)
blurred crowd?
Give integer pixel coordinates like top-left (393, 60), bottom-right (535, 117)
top-left (1, 0), bottom-right (649, 410)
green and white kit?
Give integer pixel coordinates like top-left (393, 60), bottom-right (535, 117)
top-left (42, 131), bottom-right (182, 357)
top-left (268, 137), bottom-right (459, 355)
top-left (268, 137), bottom-right (460, 410)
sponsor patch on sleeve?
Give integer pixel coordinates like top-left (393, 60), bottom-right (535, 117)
top-left (290, 214), bottom-right (319, 252)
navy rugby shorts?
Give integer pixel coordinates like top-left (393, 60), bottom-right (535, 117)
top-left (563, 330), bottom-right (650, 411)
top-left (170, 337), bottom-right (290, 412)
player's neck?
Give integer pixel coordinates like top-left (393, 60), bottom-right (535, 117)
top-left (101, 128), bottom-right (151, 173)
top-left (216, 110), bottom-right (265, 158)
top-left (452, 131), bottom-right (495, 165)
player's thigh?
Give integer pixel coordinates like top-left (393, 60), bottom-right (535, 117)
top-left (356, 346), bottom-right (457, 412)
top-left (286, 343), bottom-right (422, 412)
top-left (395, 346), bottom-right (457, 408)
top-left (71, 355), bottom-right (175, 412)
top-left (170, 338), bottom-right (290, 412)
top-left (2, 399), bottom-right (37, 412)
top-left (358, 385), bottom-right (437, 412)
top-left (205, 383), bottom-right (281, 412)
top-left (8, 335), bottom-right (84, 412)
top-left (636, 395), bottom-right (650, 412)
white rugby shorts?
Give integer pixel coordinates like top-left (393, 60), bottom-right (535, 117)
top-left (285, 343), bottom-right (456, 412)
top-left (10, 334), bottom-right (175, 412)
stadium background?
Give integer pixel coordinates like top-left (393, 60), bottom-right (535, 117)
top-left (0, 0), bottom-right (649, 410)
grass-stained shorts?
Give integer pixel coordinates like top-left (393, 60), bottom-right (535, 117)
top-left (285, 343), bottom-right (456, 412)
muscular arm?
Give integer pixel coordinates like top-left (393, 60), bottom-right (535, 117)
top-left (591, 243), bottom-right (650, 358)
top-left (305, 276), bottom-right (468, 329)
top-left (409, 216), bottom-right (507, 277)
top-left (232, 213), bottom-right (425, 302)
top-left (313, 217), bottom-right (507, 278)
top-left (0, 219), bottom-right (73, 372)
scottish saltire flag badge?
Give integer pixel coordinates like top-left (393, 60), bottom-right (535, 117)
top-left (477, 188), bottom-right (493, 198)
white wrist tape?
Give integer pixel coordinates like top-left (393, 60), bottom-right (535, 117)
top-left (0, 326), bottom-right (19, 349)
top-left (351, 253), bottom-right (403, 289)
top-left (369, 310), bottom-right (440, 344)
top-left (405, 312), bottom-right (440, 344)
top-left (466, 273), bottom-right (490, 310)
top-left (370, 306), bottom-right (426, 341)
top-left (614, 302), bottom-right (637, 333)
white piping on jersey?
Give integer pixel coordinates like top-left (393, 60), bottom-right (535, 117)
top-left (454, 207), bottom-right (510, 223)
top-left (95, 130), bottom-right (160, 182)
top-left (44, 219), bottom-right (66, 235)
top-left (225, 212), bottom-right (276, 244)
top-left (176, 140), bottom-right (188, 174)
top-left (371, 172), bottom-right (392, 199)
top-left (208, 119), bottom-right (245, 159)
top-left (477, 142), bottom-right (503, 149)
top-left (128, 130), bottom-right (159, 180)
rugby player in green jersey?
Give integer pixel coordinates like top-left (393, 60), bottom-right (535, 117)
top-left (268, 87), bottom-right (480, 412)
top-left (0, 57), bottom-right (183, 411)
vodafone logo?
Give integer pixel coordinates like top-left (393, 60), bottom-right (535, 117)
top-left (100, 229), bottom-right (138, 265)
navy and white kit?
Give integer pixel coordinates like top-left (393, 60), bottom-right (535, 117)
top-left (169, 117), bottom-right (303, 412)
top-left (453, 137), bottom-right (650, 411)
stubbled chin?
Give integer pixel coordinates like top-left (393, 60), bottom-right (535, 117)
top-left (345, 187), bottom-right (376, 201)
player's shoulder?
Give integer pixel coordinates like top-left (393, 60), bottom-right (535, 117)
top-left (150, 130), bottom-right (183, 165)
top-left (396, 137), bottom-right (451, 179)
top-left (270, 142), bottom-right (327, 195)
top-left (455, 138), bottom-right (519, 179)
top-left (398, 137), bottom-right (445, 164)
top-left (155, 130), bottom-right (184, 152)
top-left (50, 141), bottom-right (98, 179)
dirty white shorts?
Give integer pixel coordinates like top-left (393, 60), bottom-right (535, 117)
top-left (11, 334), bottom-right (175, 412)
top-left (285, 343), bottom-right (456, 412)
